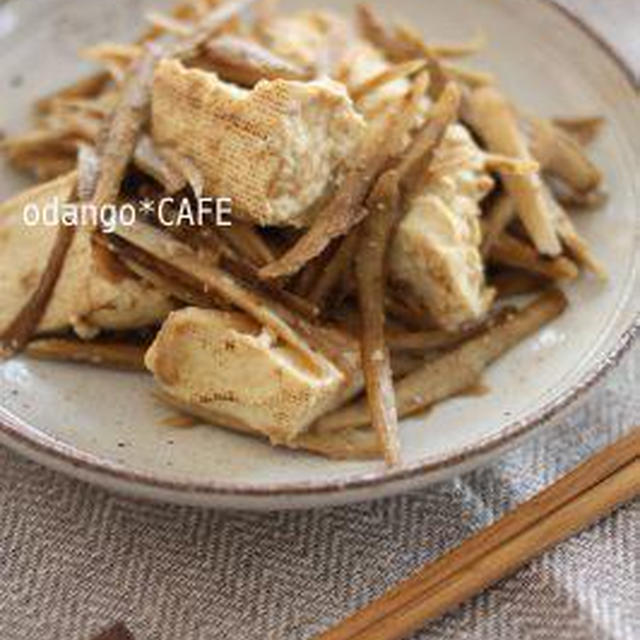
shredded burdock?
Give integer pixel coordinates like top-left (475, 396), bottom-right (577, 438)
top-left (26, 337), bottom-right (149, 371)
top-left (0, 0), bottom-right (608, 464)
top-left (356, 170), bottom-right (402, 464)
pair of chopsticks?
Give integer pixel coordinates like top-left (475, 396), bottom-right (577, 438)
top-left (316, 427), bottom-right (640, 640)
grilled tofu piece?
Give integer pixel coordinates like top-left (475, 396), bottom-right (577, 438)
top-left (264, 10), bottom-right (411, 114)
top-left (257, 9), bottom-right (408, 118)
top-left (151, 59), bottom-right (366, 228)
top-left (145, 307), bottom-right (362, 443)
top-left (340, 41), bottom-right (413, 117)
top-left (0, 174), bottom-right (173, 338)
top-left (257, 10), bottom-right (348, 72)
top-left (389, 124), bottom-right (495, 331)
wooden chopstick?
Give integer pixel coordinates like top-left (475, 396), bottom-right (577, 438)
top-left (90, 623), bottom-right (134, 640)
top-left (316, 428), bottom-right (640, 640)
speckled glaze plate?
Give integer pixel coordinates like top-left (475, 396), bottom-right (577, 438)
top-left (0, 0), bottom-right (638, 510)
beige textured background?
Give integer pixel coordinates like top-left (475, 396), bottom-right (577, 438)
top-left (0, 2), bottom-right (639, 639)
top-left (559, 0), bottom-right (640, 82)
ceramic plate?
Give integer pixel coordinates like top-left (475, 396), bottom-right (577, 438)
top-left (0, 0), bottom-right (638, 509)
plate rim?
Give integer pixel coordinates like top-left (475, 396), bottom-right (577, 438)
top-left (0, 0), bottom-right (639, 503)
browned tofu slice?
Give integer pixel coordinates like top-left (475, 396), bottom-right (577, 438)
top-left (145, 307), bottom-right (362, 443)
top-left (151, 59), bottom-right (366, 228)
top-left (389, 125), bottom-right (496, 331)
top-left (258, 10), bottom-right (347, 71)
top-left (340, 41), bottom-right (413, 117)
top-left (0, 174), bottom-right (174, 338)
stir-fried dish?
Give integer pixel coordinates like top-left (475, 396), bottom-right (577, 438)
top-left (0, 0), bottom-right (607, 464)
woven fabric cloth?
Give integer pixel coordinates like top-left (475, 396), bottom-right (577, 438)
top-left (1, 2), bottom-right (638, 639)
top-left (0, 343), bottom-right (638, 640)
